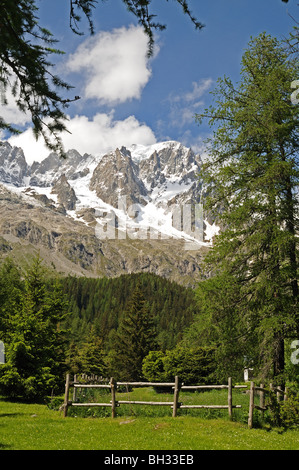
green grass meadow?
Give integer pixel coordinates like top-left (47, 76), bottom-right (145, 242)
top-left (1, 387), bottom-right (299, 450)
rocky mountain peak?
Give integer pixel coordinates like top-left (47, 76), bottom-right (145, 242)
top-left (0, 142), bottom-right (28, 186)
top-left (0, 139), bottom-right (219, 245)
top-left (51, 174), bottom-right (77, 211)
top-left (89, 147), bottom-right (148, 208)
top-left (0, 139), bottom-right (221, 285)
top-left (29, 148), bottom-right (92, 186)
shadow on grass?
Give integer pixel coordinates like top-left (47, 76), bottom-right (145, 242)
top-left (0, 418), bottom-right (14, 449)
top-left (0, 442), bottom-right (12, 449)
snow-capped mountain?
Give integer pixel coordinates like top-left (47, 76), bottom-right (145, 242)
top-left (0, 140), bottom-right (219, 243)
top-left (0, 140), bottom-right (219, 285)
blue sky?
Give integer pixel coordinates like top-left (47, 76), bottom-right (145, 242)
top-left (4, 0), bottom-right (298, 163)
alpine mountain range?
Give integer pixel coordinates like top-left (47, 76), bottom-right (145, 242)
top-left (0, 140), bottom-right (219, 286)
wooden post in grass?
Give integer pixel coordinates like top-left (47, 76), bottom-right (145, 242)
top-left (73, 374), bottom-right (77, 403)
top-left (172, 376), bottom-right (180, 417)
top-left (63, 373), bottom-right (70, 418)
top-left (228, 377), bottom-right (233, 420)
top-left (277, 386), bottom-right (283, 402)
top-left (259, 384), bottom-right (265, 421)
top-left (284, 387), bottom-right (288, 401)
top-left (248, 381), bottom-right (255, 429)
top-left (110, 377), bottom-right (116, 418)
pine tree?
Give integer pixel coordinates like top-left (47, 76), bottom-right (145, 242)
top-left (111, 284), bottom-right (157, 381)
top-left (79, 327), bottom-right (107, 377)
top-left (195, 32), bottom-right (298, 382)
top-left (65, 341), bottom-right (83, 375)
top-left (0, 258), bottom-right (23, 341)
top-left (0, 256), bottom-right (69, 399)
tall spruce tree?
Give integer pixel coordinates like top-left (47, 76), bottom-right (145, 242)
top-left (111, 283), bottom-right (157, 381)
top-left (79, 327), bottom-right (107, 377)
top-left (194, 32), bottom-right (298, 382)
top-left (0, 258), bottom-right (23, 341)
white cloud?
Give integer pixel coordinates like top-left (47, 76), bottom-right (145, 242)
top-left (66, 25), bottom-right (152, 106)
top-left (0, 87), bottom-right (32, 127)
top-left (8, 112), bottom-right (157, 165)
top-left (178, 130), bottom-right (211, 157)
top-left (182, 79), bottom-right (213, 103)
top-left (167, 78), bottom-right (213, 128)
top-left (5, 25), bottom-right (158, 165)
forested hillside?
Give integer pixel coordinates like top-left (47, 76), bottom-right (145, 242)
top-left (61, 272), bottom-right (198, 351)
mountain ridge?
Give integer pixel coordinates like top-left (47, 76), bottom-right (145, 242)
top-left (0, 140), bottom-right (218, 285)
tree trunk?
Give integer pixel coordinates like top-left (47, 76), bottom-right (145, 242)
top-left (273, 335), bottom-right (285, 379)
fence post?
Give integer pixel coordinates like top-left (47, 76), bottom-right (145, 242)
top-left (248, 381), bottom-right (255, 429)
top-left (259, 383), bottom-right (265, 421)
top-left (63, 373), bottom-right (70, 418)
top-left (73, 374), bottom-right (77, 403)
top-left (277, 386), bottom-right (283, 402)
top-left (172, 376), bottom-right (180, 417)
top-left (284, 387), bottom-right (288, 401)
top-left (110, 377), bottom-right (116, 418)
top-left (228, 377), bottom-right (233, 420)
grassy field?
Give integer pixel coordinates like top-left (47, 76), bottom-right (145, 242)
top-left (1, 387), bottom-right (299, 450)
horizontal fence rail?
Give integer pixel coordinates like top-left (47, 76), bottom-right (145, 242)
top-left (62, 374), bottom-right (247, 420)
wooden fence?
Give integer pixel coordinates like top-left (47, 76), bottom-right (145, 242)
top-left (62, 374), bottom-right (247, 420)
top-left (248, 381), bottom-right (288, 428)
